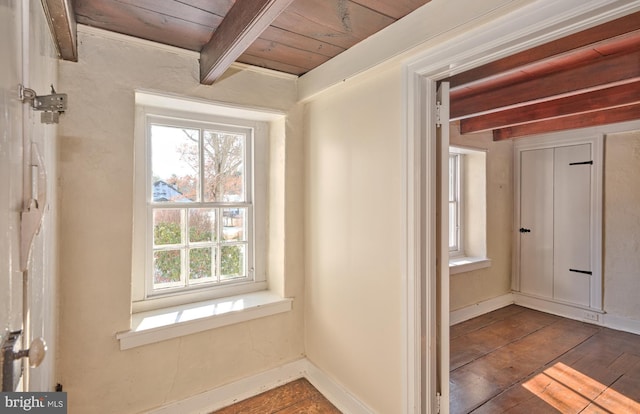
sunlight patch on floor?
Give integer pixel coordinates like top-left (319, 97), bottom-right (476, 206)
top-left (523, 362), bottom-right (640, 413)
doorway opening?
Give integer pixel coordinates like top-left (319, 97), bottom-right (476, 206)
top-left (403, 2), bottom-right (640, 413)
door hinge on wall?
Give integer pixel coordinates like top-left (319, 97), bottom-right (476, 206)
top-left (435, 102), bottom-right (443, 127)
top-left (436, 392), bottom-right (442, 413)
top-left (19, 84), bottom-right (67, 124)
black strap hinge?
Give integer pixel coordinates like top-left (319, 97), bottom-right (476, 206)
top-left (569, 160), bottom-right (593, 166)
top-left (569, 268), bottom-right (592, 275)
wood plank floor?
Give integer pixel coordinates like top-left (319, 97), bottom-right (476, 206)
top-left (451, 305), bottom-right (640, 414)
top-left (212, 378), bottom-right (342, 413)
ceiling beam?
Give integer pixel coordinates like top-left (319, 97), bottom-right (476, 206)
top-left (41, 0), bottom-right (77, 61)
top-left (451, 51), bottom-right (640, 120)
top-left (492, 103), bottom-right (640, 141)
top-left (199, 0), bottom-right (294, 84)
top-left (460, 81), bottom-right (640, 134)
top-left (448, 11), bottom-right (640, 89)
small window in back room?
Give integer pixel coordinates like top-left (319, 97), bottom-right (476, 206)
top-left (449, 146), bottom-right (490, 274)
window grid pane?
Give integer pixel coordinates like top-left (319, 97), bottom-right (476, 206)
top-left (151, 125), bottom-right (200, 203)
top-left (151, 206), bottom-right (249, 291)
top-left (153, 249), bottom-right (184, 288)
top-left (203, 130), bottom-right (246, 203)
top-left (147, 119), bottom-right (252, 296)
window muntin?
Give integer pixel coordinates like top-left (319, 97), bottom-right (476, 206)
top-left (147, 117), bottom-right (253, 296)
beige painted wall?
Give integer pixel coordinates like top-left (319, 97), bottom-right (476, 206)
top-left (57, 29), bottom-right (304, 413)
top-left (604, 131), bottom-right (640, 322)
top-left (304, 65), bottom-right (403, 413)
top-left (449, 123), bottom-right (513, 311)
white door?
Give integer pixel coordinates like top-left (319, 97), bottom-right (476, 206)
top-left (553, 144), bottom-right (592, 307)
top-left (0, 0), bottom-right (26, 390)
top-left (519, 148), bottom-right (554, 298)
top-left (436, 81), bottom-right (450, 414)
top-left (1, 0), bottom-right (56, 391)
top-left (518, 143), bottom-right (594, 307)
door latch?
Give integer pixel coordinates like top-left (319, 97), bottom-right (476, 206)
top-left (1, 330), bottom-right (47, 391)
top-left (519, 228), bottom-right (531, 233)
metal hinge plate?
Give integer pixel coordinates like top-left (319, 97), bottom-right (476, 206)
top-left (19, 84), bottom-right (67, 124)
top-left (435, 102), bottom-right (443, 127)
top-left (436, 392), bottom-right (442, 413)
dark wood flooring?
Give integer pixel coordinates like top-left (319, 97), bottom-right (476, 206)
top-left (212, 378), bottom-right (342, 414)
top-left (450, 305), bottom-right (640, 413)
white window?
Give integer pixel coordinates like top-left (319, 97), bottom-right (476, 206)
top-left (132, 101), bottom-right (269, 311)
top-left (448, 146), bottom-right (491, 274)
top-left (449, 153), bottom-right (462, 257)
top-left (148, 119), bottom-right (253, 292)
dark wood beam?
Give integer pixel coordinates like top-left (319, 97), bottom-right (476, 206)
top-left (41, 0), bottom-right (77, 61)
top-left (448, 11), bottom-right (640, 88)
top-left (493, 103), bottom-right (640, 141)
top-left (450, 30), bottom-right (640, 102)
top-left (460, 81), bottom-right (640, 134)
top-left (451, 51), bottom-right (640, 119)
top-left (199, 0), bottom-right (294, 84)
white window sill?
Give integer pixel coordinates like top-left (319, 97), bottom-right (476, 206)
top-left (116, 291), bottom-right (292, 350)
top-left (449, 257), bottom-right (491, 275)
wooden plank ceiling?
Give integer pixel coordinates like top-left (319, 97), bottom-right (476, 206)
top-left (45, 2), bottom-right (639, 139)
top-left (446, 11), bottom-right (640, 140)
top-left (65, 0), bottom-right (431, 83)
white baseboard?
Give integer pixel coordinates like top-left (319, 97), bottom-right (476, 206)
top-left (513, 293), bottom-right (640, 335)
top-left (450, 293), bottom-right (515, 325)
top-left (145, 358), bottom-right (374, 414)
top-left (303, 360), bottom-right (375, 414)
top-left (602, 313), bottom-right (640, 336)
top-left (146, 359), bottom-right (306, 414)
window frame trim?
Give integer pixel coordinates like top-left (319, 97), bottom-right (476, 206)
top-left (145, 116), bottom-right (255, 297)
top-left (132, 103), bottom-right (269, 313)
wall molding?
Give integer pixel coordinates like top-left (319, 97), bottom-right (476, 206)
top-left (450, 294), bottom-right (515, 325)
top-left (144, 358), bottom-right (374, 414)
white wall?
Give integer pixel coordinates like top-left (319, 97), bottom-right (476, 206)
top-left (604, 131), bottom-right (640, 323)
top-left (304, 65), bottom-right (403, 413)
top-left (57, 28), bottom-right (304, 413)
top-left (449, 123), bottom-right (513, 311)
